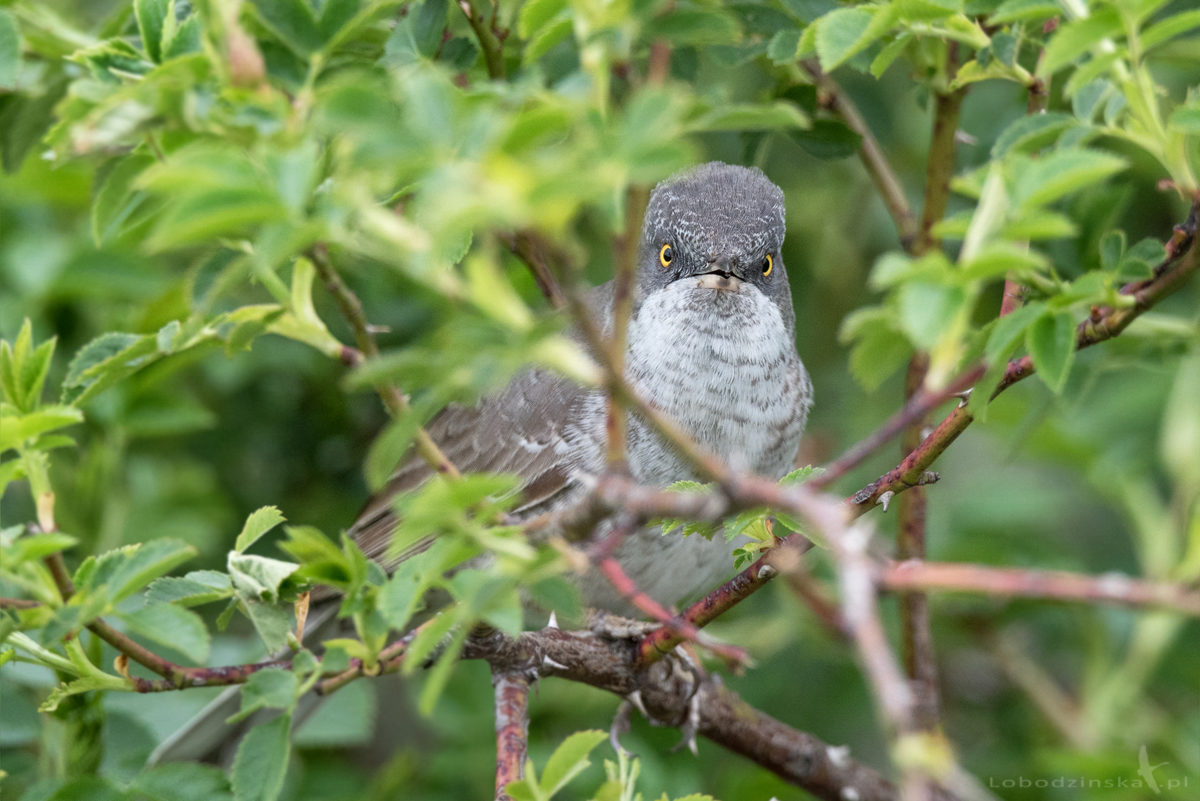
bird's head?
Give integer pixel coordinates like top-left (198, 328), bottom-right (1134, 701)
top-left (636, 162), bottom-right (793, 331)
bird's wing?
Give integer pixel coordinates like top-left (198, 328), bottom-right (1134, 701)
top-left (348, 366), bottom-right (593, 568)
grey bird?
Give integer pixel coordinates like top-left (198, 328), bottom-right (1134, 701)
top-left (350, 160), bottom-right (812, 612)
top-left (151, 161), bottom-right (812, 763)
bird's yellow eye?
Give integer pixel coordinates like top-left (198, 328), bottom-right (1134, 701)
top-left (659, 243), bottom-right (673, 268)
top-left (762, 254), bottom-right (773, 277)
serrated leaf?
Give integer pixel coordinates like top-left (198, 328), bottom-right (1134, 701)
top-left (229, 668), bottom-right (298, 723)
top-left (146, 570), bottom-right (235, 606)
top-left (1040, 8), bottom-right (1122, 77)
top-left (1011, 148), bottom-right (1127, 210)
top-left (132, 762), bottom-right (233, 801)
top-left (116, 601), bottom-right (210, 663)
top-left (767, 28), bottom-right (803, 64)
top-left (228, 553), bottom-right (299, 602)
top-left (231, 714), bottom-right (291, 801)
top-left (540, 729), bottom-right (609, 798)
top-left (74, 539), bottom-right (197, 610)
top-left (235, 506), bottom-right (287, 552)
top-left (1027, 311), bottom-right (1076, 393)
top-left (1142, 9), bottom-right (1200, 51)
top-left (815, 7), bottom-right (879, 71)
top-left (135, 0), bottom-right (169, 62)
top-left (991, 112), bottom-right (1077, 158)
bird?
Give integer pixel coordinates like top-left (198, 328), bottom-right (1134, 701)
top-left (348, 160), bottom-right (813, 613)
top-left (151, 161), bottom-right (812, 763)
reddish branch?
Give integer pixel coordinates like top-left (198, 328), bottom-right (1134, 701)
top-left (493, 670), bottom-right (531, 800)
top-left (882, 560), bottom-right (1200, 615)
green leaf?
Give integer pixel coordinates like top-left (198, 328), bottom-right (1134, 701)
top-left (991, 112), bottom-right (1077, 158)
top-left (74, 539), bottom-right (197, 610)
top-left (1011, 148), bottom-right (1127, 210)
top-left (989, 0), bottom-right (1060, 24)
top-left (960, 242), bottom-right (1050, 282)
top-left (767, 28), bottom-right (804, 64)
top-left (894, 0), bottom-right (961, 22)
top-left (131, 762), bottom-right (233, 801)
top-left (870, 32), bottom-right (912, 77)
top-left (1142, 8), bottom-right (1200, 51)
top-left (404, 609), bottom-right (457, 674)
top-left (518, 0), bottom-right (566, 39)
top-left (229, 668), bottom-right (299, 723)
top-left (146, 570), bottom-right (234, 606)
top-left (657, 9), bottom-right (742, 46)
top-left (688, 102), bottom-right (809, 132)
top-left (235, 506), bottom-right (287, 553)
top-left (3, 531), bottom-right (78, 564)
top-left (243, 599), bottom-right (294, 653)
top-left (897, 281), bottom-right (966, 350)
top-left (92, 153), bottom-right (155, 246)
top-left (1167, 105), bottom-right (1200, 134)
top-left (0, 406), bottom-right (84, 452)
top-left (135, 0), bottom-right (169, 62)
top-left (0, 9), bottom-right (20, 90)
top-left (985, 301), bottom-right (1045, 363)
top-left (539, 729), bottom-right (609, 799)
top-left (61, 331), bottom-right (157, 405)
top-left (1099, 229), bottom-right (1126, 271)
top-left (1040, 8), bottom-right (1122, 78)
top-left (146, 188), bottom-right (289, 251)
top-left (1117, 237), bottom-right (1165, 280)
top-left (231, 715), bottom-right (291, 801)
top-left (116, 601), bottom-right (210, 663)
top-left (815, 7), bottom-right (880, 71)
top-left (1027, 311), bottom-right (1076, 393)
top-left (788, 120), bottom-right (862, 159)
top-left (228, 553), bottom-right (299, 602)
top-left (250, 0), bottom-right (323, 56)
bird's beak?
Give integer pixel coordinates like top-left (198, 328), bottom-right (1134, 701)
top-left (695, 272), bottom-right (741, 291)
top-left (695, 264), bottom-right (744, 291)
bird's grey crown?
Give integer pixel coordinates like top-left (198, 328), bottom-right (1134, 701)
top-left (641, 161), bottom-right (785, 270)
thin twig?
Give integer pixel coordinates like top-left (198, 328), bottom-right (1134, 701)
top-left (460, 0), bottom-right (505, 80)
top-left (307, 244), bottom-right (461, 479)
top-left (802, 60), bottom-right (918, 249)
top-left (882, 560), bottom-right (1200, 616)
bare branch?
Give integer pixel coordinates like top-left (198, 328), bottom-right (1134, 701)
top-left (493, 670), bottom-right (531, 800)
top-left (882, 560), bottom-right (1200, 616)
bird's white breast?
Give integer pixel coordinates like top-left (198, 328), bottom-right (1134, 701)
top-left (624, 280), bottom-right (808, 483)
